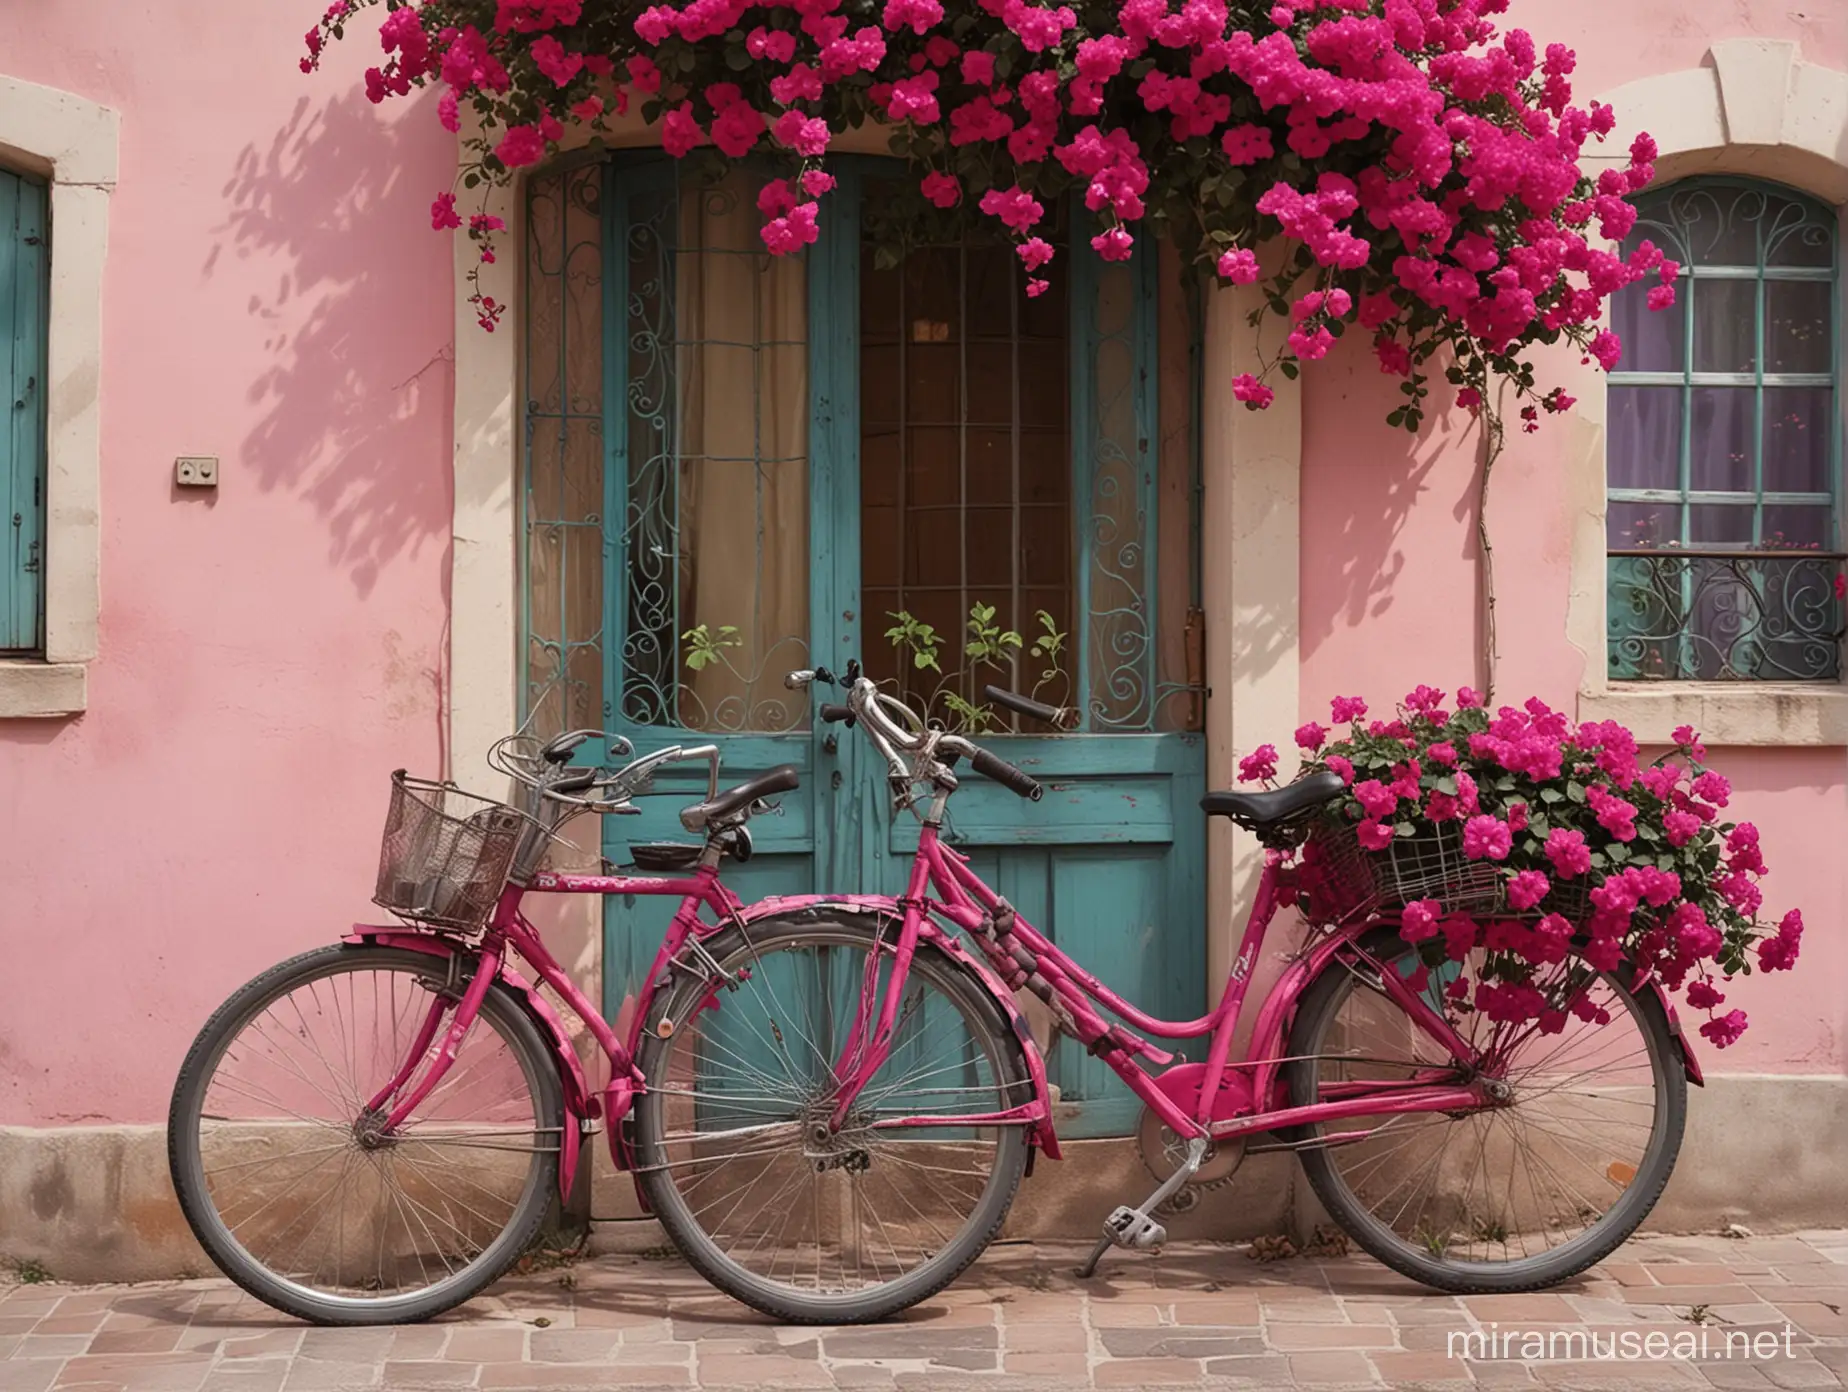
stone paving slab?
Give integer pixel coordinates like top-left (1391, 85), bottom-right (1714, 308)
top-left (3, 1231), bottom-right (1845, 1391)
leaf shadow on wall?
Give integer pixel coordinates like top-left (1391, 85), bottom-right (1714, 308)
top-left (207, 90), bottom-right (456, 598)
top-left (1293, 346), bottom-right (1474, 683)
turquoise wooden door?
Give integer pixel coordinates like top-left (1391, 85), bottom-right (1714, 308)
top-left (522, 157), bottom-right (1206, 1134)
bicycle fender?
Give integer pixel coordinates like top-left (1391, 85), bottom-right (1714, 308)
top-left (732, 898), bottom-right (1063, 1160)
top-left (1632, 974), bottom-right (1706, 1086)
top-left (344, 926), bottom-right (598, 1196)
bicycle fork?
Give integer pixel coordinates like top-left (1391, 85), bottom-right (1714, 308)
top-left (362, 944), bottom-right (503, 1137)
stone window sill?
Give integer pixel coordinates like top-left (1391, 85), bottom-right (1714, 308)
top-left (1578, 683), bottom-right (1848, 747)
top-left (0, 660), bottom-right (87, 717)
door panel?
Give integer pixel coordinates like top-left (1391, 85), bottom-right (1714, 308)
top-left (838, 165), bottom-right (1208, 1140)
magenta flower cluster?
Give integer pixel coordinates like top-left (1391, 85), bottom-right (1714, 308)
top-left (303, 0), bottom-right (1670, 427)
top-left (1259, 686), bottom-right (1803, 1047)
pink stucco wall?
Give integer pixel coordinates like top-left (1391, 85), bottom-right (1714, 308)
top-left (0, 6), bottom-right (458, 1125)
top-left (1, 0), bottom-right (1841, 1129)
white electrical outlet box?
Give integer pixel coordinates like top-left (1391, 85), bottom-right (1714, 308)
top-left (175, 456), bottom-right (219, 488)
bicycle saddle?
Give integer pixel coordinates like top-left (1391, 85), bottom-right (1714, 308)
top-left (1200, 769), bottom-right (1347, 826)
top-left (678, 764), bottom-right (800, 832)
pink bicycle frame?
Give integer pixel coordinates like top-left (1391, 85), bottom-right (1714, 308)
top-left (805, 825), bottom-right (1489, 1154)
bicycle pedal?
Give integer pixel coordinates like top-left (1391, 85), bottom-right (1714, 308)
top-left (1103, 1205), bottom-right (1167, 1250)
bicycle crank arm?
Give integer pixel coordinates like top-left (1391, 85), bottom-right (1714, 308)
top-left (1078, 1135), bottom-right (1208, 1278)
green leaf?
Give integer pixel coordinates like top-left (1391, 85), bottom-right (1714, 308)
top-left (1539, 787), bottom-right (1564, 804)
top-left (1607, 843), bottom-right (1631, 863)
top-left (1566, 782), bottom-right (1588, 804)
top-left (1280, 360), bottom-right (1299, 380)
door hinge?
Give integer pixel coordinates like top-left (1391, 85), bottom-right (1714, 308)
top-left (1184, 606), bottom-right (1207, 730)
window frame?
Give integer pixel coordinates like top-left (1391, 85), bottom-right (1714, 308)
top-left (1604, 175), bottom-right (1843, 684)
top-left (2, 164), bottom-right (50, 656)
top-left (0, 75), bottom-right (115, 718)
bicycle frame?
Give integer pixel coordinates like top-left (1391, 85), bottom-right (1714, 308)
top-left (811, 823), bottom-right (1492, 1153)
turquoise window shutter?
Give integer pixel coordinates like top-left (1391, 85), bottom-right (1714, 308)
top-left (1, 167), bottom-right (49, 654)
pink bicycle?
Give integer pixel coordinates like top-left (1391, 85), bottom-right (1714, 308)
top-left (168, 663), bottom-right (1694, 1327)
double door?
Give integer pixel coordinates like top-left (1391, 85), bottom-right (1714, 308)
top-left (522, 155), bottom-right (1206, 1137)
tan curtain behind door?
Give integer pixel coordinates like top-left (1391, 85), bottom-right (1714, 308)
top-left (672, 174), bottom-right (810, 732)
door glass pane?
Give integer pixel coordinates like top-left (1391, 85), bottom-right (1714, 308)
top-left (524, 162), bottom-right (606, 737)
top-left (620, 171), bottom-right (809, 732)
top-left (860, 207), bottom-right (1073, 730)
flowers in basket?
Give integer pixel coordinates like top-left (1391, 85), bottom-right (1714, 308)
top-left (1239, 687), bottom-right (1803, 1048)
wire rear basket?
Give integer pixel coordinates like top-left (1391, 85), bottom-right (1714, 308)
top-left (374, 771), bottom-right (529, 937)
top-left (1302, 818), bottom-right (1595, 927)
top-left (1303, 818), bottom-right (1501, 924)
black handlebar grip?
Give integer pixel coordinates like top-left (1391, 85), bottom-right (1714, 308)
top-left (970, 746), bottom-right (1044, 801)
top-left (541, 731), bottom-right (591, 764)
top-left (819, 703), bottom-right (856, 726)
top-left (552, 767), bottom-right (599, 794)
top-left (982, 685), bottom-right (1066, 726)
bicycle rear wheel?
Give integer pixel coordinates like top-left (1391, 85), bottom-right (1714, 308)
top-left (632, 914), bottom-right (1033, 1323)
top-left (168, 944), bottom-right (563, 1323)
top-left (1285, 925), bottom-right (1686, 1292)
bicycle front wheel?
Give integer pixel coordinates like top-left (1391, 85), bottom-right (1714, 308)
top-left (1285, 925), bottom-right (1687, 1292)
top-left (168, 944), bottom-right (563, 1323)
top-left (632, 914), bottom-right (1033, 1323)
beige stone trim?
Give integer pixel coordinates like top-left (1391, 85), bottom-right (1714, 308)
top-left (449, 171), bottom-right (520, 790)
top-left (0, 76), bottom-right (117, 717)
top-left (1201, 282), bottom-right (1301, 984)
top-left (1571, 44), bottom-right (1848, 746)
top-left (1581, 684), bottom-right (1848, 748)
top-left (0, 659), bottom-right (84, 717)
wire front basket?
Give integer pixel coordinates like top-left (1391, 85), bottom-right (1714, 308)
top-left (374, 771), bottom-right (528, 937)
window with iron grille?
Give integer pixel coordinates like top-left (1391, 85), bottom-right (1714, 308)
top-left (2, 165), bottom-right (49, 655)
top-left (1606, 178), bottom-right (1842, 682)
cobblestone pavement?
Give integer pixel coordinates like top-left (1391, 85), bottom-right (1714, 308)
top-left (3, 1231), bottom-right (1845, 1391)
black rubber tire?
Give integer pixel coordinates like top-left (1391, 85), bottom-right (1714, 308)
top-left (633, 914), bottom-right (1032, 1323)
top-left (1284, 926), bottom-right (1687, 1294)
top-left (167, 944), bottom-right (563, 1324)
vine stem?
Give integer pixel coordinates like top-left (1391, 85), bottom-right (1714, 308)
top-left (1476, 387), bottom-right (1507, 705)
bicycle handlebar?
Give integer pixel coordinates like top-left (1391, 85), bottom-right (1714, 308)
top-left (821, 672), bottom-right (1045, 803)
